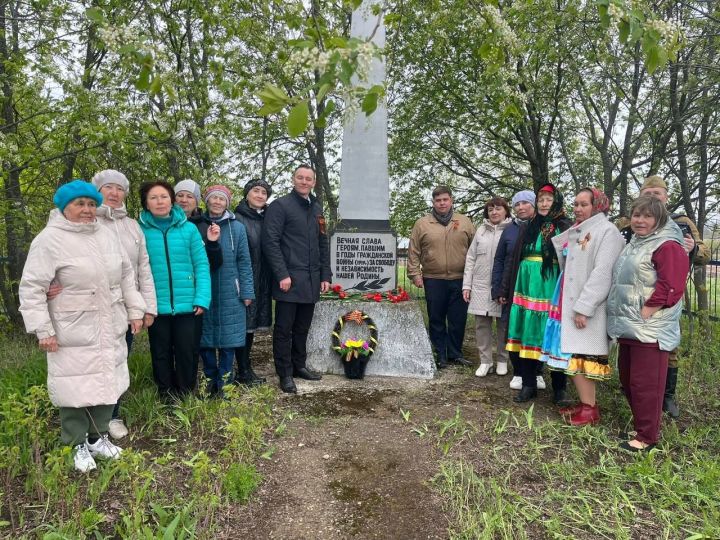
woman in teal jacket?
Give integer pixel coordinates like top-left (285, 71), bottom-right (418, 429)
top-left (139, 181), bottom-right (211, 399)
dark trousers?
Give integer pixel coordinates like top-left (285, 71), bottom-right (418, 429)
top-left (148, 314), bottom-right (199, 397)
top-left (509, 350), bottom-right (520, 377)
top-left (518, 358), bottom-right (566, 390)
top-left (112, 328), bottom-right (135, 419)
top-left (423, 278), bottom-right (468, 360)
top-left (518, 357), bottom-right (537, 387)
top-left (194, 313), bottom-right (204, 361)
top-left (236, 332), bottom-right (255, 369)
top-left (273, 301), bottom-right (315, 378)
top-left (59, 405), bottom-right (114, 446)
top-left (618, 341), bottom-right (668, 445)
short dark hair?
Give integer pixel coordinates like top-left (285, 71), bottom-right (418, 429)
top-left (292, 164), bottom-right (315, 178)
top-left (139, 181), bottom-right (175, 210)
top-left (483, 197), bottom-right (511, 219)
top-left (630, 195), bottom-right (668, 231)
top-left (432, 185), bottom-right (452, 199)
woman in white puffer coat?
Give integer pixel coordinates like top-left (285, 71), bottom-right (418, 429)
top-left (462, 197), bottom-right (512, 377)
top-left (47, 170), bottom-right (157, 440)
top-left (19, 180), bottom-right (146, 473)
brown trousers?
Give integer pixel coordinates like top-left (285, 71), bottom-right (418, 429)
top-left (618, 341), bottom-right (668, 445)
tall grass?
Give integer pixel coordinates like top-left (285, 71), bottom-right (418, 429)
top-left (0, 333), bottom-right (277, 538)
top-left (429, 320), bottom-right (720, 539)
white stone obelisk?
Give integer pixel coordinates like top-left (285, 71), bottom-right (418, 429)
top-left (306, 1), bottom-right (436, 380)
top-left (337, 0), bottom-right (390, 229)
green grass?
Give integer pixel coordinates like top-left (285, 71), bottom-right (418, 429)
top-left (425, 319), bottom-right (720, 539)
top-left (0, 332), bottom-right (277, 538)
top-left (2, 315), bottom-right (719, 538)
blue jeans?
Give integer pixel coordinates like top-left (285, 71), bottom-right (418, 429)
top-left (423, 278), bottom-right (468, 361)
top-left (200, 348), bottom-right (235, 395)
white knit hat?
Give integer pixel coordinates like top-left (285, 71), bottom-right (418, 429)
top-left (91, 169), bottom-right (130, 191)
top-left (174, 179), bottom-right (201, 201)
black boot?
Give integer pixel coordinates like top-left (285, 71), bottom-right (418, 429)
top-left (514, 386), bottom-right (538, 403)
top-left (235, 339), bottom-right (266, 386)
top-left (550, 371), bottom-right (570, 406)
top-left (663, 367), bottom-right (680, 419)
top-left (279, 376), bottom-right (297, 394)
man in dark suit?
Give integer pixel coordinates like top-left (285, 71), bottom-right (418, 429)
top-left (262, 164), bottom-right (332, 393)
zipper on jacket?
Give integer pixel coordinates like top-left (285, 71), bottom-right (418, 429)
top-left (163, 230), bottom-right (175, 314)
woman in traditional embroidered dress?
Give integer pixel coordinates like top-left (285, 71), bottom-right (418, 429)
top-left (540, 188), bottom-right (625, 425)
top-left (505, 183), bottom-right (571, 403)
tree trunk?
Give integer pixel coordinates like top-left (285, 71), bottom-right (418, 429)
top-left (0, 1), bottom-right (30, 326)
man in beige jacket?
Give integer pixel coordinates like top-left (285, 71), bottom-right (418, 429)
top-left (408, 186), bottom-right (475, 368)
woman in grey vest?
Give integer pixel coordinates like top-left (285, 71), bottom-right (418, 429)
top-left (607, 196), bottom-right (689, 452)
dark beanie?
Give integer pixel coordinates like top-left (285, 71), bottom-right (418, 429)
top-left (243, 178), bottom-right (272, 199)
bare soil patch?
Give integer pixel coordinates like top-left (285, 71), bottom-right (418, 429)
top-left (227, 334), bottom-right (561, 539)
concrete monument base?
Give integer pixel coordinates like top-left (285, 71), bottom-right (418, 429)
top-left (306, 300), bottom-right (436, 379)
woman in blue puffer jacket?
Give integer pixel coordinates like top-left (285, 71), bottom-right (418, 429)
top-left (139, 181), bottom-right (211, 399)
top-left (199, 185), bottom-right (255, 396)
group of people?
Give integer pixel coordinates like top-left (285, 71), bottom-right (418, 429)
top-left (408, 177), bottom-right (707, 452)
top-left (19, 164), bottom-right (331, 472)
top-left (17, 164), bottom-right (707, 471)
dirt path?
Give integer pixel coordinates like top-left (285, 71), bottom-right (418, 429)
top-left (224, 335), bottom-right (562, 539)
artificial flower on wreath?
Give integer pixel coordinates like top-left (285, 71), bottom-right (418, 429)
top-left (337, 338), bottom-right (371, 361)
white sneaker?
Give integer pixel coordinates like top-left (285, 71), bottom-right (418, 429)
top-left (87, 435), bottom-right (123, 460)
top-left (496, 362), bottom-right (508, 376)
top-left (108, 418), bottom-right (129, 439)
top-left (510, 376), bottom-right (522, 390)
top-left (475, 364), bottom-right (492, 377)
top-left (73, 443), bottom-right (97, 473)
top-left (536, 375), bottom-right (546, 390)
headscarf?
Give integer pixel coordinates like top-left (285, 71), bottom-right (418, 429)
top-left (583, 187), bottom-right (610, 216)
top-left (522, 183), bottom-right (567, 278)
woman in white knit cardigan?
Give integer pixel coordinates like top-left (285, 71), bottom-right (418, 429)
top-left (542, 188), bottom-right (625, 426)
top-left (462, 197), bottom-right (512, 377)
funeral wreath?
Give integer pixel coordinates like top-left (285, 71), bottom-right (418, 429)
top-left (331, 309), bottom-right (378, 379)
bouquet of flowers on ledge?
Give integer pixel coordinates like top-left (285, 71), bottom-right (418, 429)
top-left (322, 284), bottom-right (411, 303)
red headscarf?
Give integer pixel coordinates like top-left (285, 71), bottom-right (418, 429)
top-left (584, 187), bottom-right (610, 216)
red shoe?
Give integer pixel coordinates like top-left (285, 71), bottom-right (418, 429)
top-left (568, 404), bottom-right (600, 426)
top-left (559, 402), bottom-right (582, 416)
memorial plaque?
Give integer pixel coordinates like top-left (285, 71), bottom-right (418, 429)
top-left (331, 232), bottom-right (396, 292)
